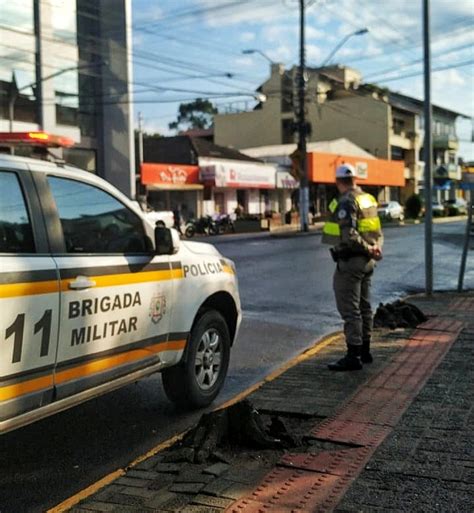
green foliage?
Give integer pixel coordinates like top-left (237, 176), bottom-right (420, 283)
top-left (405, 194), bottom-right (422, 219)
top-left (169, 98), bottom-right (217, 131)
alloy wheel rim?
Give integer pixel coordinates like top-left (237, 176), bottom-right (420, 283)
top-left (195, 328), bottom-right (222, 390)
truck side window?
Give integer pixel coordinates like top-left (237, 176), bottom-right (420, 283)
top-left (0, 171), bottom-right (35, 253)
top-left (48, 176), bottom-right (148, 254)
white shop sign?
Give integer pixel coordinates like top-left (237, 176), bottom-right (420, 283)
top-left (199, 159), bottom-right (276, 189)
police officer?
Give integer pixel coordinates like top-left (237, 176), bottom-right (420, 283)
top-left (322, 164), bottom-right (383, 371)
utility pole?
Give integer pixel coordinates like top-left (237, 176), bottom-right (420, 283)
top-left (423, 0), bottom-right (433, 294)
top-left (298, 0), bottom-right (309, 232)
top-left (138, 111), bottom-right (144, 165)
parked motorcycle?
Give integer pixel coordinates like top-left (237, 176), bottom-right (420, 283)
top-left (215, 214), bottom-right (235, 234)
top-left (184, 216), bottom-right (219, 238)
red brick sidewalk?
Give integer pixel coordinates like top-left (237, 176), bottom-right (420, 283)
top-left (228, 317), bottom-right (465, 513)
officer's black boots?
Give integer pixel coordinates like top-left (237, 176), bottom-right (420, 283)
top-left (360, 339), bottom-right (373, 363)
top-left (328, 345), bottom-right (363, 371)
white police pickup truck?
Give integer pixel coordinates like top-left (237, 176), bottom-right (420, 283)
top-left (0, 155), bottom-right (241, 434)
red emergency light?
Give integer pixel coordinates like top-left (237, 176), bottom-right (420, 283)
top-left (0, 131), bottom-right (75, 148)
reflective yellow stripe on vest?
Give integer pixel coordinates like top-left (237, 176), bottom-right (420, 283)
top-left (322, 193), bottom-right (381, 243)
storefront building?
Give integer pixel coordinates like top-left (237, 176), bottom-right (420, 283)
top-left (141, 162), bottom-right (203, 220)
top-left (307, 151), bottom-right (405, 215)
top-left (199, 157), bottom-right (276, 216)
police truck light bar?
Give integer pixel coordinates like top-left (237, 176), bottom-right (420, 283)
top-left (0, 132), bottom-right (75, 148)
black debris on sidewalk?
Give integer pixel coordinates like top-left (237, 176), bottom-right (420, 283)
top-left (374, 300), bottom-right (428, 329)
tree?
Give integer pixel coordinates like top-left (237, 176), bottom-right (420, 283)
top-left (168, 98), bottom-right (217, 131)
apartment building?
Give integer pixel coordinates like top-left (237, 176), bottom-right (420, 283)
top-left (214, 64), bottom-right (465, 202)
top-left (0, 0), bottom-right (135, 197)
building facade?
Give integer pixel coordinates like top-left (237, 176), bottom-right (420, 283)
top-left (214, 64), bottom-right (465, 203)
top-left (0, 0), bottom-right (135, 197)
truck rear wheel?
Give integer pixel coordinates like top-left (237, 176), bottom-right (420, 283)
top-left (162, 310), bottom-right (230, 408)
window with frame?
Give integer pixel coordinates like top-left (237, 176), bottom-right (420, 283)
top-left (0, 171), bottom-right (35, 253)
top-left (48, 176), bottom-right (149, 254)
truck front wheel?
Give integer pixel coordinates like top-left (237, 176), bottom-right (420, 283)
top-left (162, 310), bottom-right (230, 408)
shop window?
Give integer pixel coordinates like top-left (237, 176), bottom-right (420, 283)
top-left (391, 146), bottom-right (405, 161)
top-left (393, 118), bottom-right (405, 135)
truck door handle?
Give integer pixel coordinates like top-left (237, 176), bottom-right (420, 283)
top-left (68, 275), bottom-right (96, 290)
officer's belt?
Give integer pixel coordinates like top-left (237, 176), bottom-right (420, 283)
top-left (330, 248), bottom-right (369, 262)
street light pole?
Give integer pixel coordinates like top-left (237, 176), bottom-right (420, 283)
top-left (298, 0), bottom-right (309, 232)
top-left (423, 0), bottom-right (433, 294)
top-left (241, 49), bottom-right (275, 64)
top-left (320, 28), bottom-right (369, 67)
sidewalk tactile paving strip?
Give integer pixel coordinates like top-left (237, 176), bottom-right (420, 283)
top-left (310, 420), bottom-right (391, 447)
top-left (225, 319), bottom-right (465, 513)
top-left (280, 447), bottom-right (371, 477)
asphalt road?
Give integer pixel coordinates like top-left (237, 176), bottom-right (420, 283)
top-left (1, 221), bottom-right (472, 513)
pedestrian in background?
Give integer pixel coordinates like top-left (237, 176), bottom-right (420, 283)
top-left (322, 164), bottom-right (383, 371)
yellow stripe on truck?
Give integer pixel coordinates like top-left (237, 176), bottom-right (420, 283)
top-left (0, 339), bottom-right (186, 402)
top-left (54, 340), bottom-right (186, 385)
top-left (0, 280), bottom-right (60, 299)
top-left (0, 268), bottom-right (184, 298)
top-left (0, 374), bottom-right (55, 402)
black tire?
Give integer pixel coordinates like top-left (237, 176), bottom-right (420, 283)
top-left (162, 310), bottom-right (230, 408)
top-left (208, 224), bottom-right (219, 236)
top-left (185, 225), bottom-right (195, 238)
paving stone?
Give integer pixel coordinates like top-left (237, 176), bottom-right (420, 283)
top-left (154, 493), bottom-right (192, 511)
top-left (126, 469), bottom-right (162, 480)
top-left (202, 478), bottom-right (236, 497)
top-left (174, 472), bottom-right (214, 484)
top-left (106, 493), bottom-right (146, 507)
top-left (114, 476), bottom-right (153, 488)
top-left (179, 506), bottom-right (221, 513)
top-left (133, 454), bottom-right (164, 471)
top-left (154, 463), bottom-right (182, 474)
top-left (117, 486), bottom-right (159, 499)
top-left (191, 494), bottom-right (234, 508)
top-left (203, 462), bottom-right (230, 477)
top-left (219, 482), bottom-right (255, 501)
top-left (89, 485), bottom-right (124, 502)
top-left (72, 503), bottom-right (118, 513)
top-left (169, 482), bottom-right (205, 494)
top-left (148, 473), bottom-right (175, 491)
top-left (144, 490), bottom-right (178, 509)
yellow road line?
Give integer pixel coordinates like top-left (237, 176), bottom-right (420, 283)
top-left (47, 331), bottom-right (342, 512)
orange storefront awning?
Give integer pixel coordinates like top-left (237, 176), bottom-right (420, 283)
top-left (308, 152), bottom-right (405, 187)
top-left (141, 163), bottom-right (203, 190)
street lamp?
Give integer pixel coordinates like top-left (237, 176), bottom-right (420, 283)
top-left (242, 49), bottom-right (275, 65)
top-left (320, 28), bottom-right (369, 67)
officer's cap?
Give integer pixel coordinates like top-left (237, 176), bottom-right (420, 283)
top-left (336, 163), bottom-right (356, 179)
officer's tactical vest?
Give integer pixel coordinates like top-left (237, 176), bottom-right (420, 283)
top-left (322, 190), bottom-right (382, 246)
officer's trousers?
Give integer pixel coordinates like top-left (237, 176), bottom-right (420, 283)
top-left (333, 256), bottom-right (375, 347)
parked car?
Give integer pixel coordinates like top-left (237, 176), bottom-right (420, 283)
top-left (377, 201), bottom-right (405, 221)
top-left (0, 154), bottom-right (241, 434)
top-left (443, 198), bottom-right (468, 216)
top-left (132, 202), bottom-right (175, 228)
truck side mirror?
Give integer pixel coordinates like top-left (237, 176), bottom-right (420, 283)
top-left (155, 227), bottom-right (180, 255)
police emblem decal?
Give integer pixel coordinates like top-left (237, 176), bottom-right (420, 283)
top-left (149, 294), bottom-right (166, 324)
top-left (338, 209), bottom-right (347, 219)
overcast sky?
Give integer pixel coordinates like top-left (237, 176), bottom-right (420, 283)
top-left (132, 0), bottom-right (473, 160)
